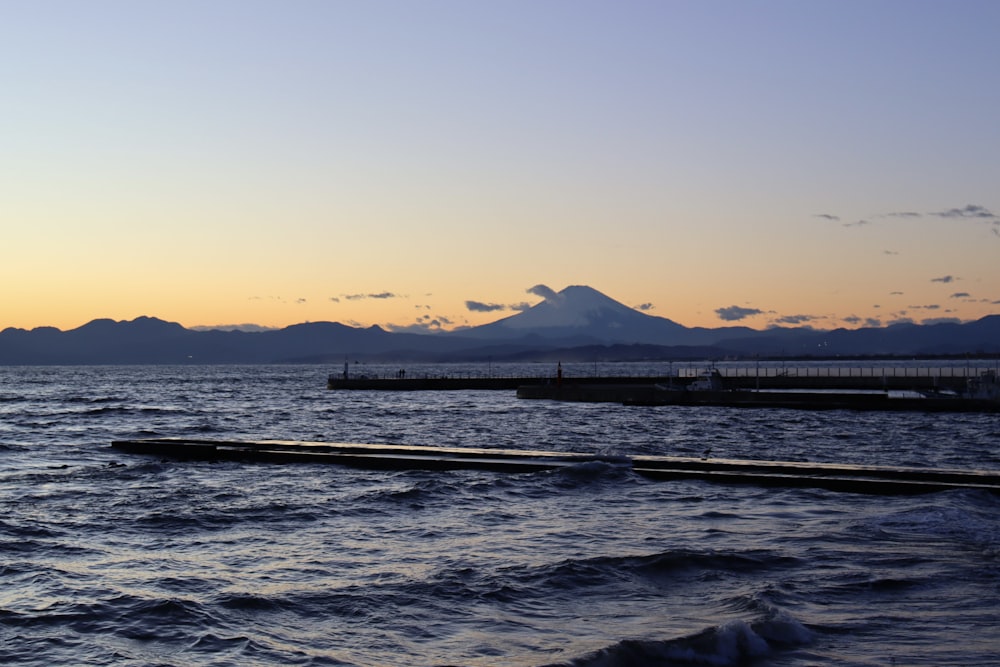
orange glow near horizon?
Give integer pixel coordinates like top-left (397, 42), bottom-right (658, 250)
top-left (2, 3), bottom-right (998, 335)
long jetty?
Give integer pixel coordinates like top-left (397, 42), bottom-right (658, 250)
top-left (111, 438), bottom-right (1000, 495)
top-left (328, 365), bottom-right (994, 392)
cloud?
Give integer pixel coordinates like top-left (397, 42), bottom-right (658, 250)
top-left (527, 284), bottom-right (558, 301)
top-left (907, 304), bottom-right (940, 310)
top-left (931, 204), bottom-right (998, 220)
top-left (635, 303), bottom-right (654, 311)
top-left (837, 205), bottom-right (1000, 238)
top-left (465, 299), bottom-right (535, 313)
top-left (715, 305), bottom-right (763, 322)
top-left (329, 297), bottom-right (340, 303)
top-left (814, 213), bottom-right (840, 221)
top-left (883, 250), bottom-right (899, 256)
top-left (296, 298), bottom-right (306, 304)
top-left (342, 292), bottom-right (401, 301)
top-left (384, 313), bottom-right (454, 334)
top-left (190, 323), bottom-right (279, 332)
top-left (887, 317), bottom-right (915, 326)
top-left (844, 315), bottom-right (882, 327)
top-left (773, 314), bottom-right (816, 325)
top-left (921, 317), bottom-right (962, 325)
top-left (465, 300), bottom-right (507, 313)
top-left (889, 291), bottom-right (904, 295)
top-left (931, 275), bottom-right (957, 284)
top-left (950, 292), bottom-right (971, 299)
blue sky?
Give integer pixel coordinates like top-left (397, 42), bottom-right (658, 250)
top-left (3, 1), bottom-right (998, 332)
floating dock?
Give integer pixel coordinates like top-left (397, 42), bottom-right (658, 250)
top-left (110, 438), bottom-right (1000, 495)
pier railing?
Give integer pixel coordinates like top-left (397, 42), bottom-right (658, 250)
top-left (328, 362), bottom-right (999, 391)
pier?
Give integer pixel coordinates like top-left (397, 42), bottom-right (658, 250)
top-left (111, 438), bottom-right (1000, 495)
top-left (328, 364), bottom-right (998, 393)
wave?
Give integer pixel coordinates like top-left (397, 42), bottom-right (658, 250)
top-left (549, 613), bottom-right (813, 667)
top-left (507, 549), bottom-right (800, 593)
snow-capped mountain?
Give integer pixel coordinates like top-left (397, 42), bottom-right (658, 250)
top-left (456, 285), bottom-right (696, 344)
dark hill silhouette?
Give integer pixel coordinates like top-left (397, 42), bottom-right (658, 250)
top-left (0, 287), bottom-right (997, 364)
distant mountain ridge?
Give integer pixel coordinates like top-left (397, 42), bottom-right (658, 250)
top-left (1, 286), bottom-right (998, 364)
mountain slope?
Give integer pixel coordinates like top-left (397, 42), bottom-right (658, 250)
top-left (456, 285), bottom-right (694, 344)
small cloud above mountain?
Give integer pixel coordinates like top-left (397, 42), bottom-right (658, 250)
top-left (635, 303), bottom-right (654, 311)
top-left (773, 314), bottom-right (816, 325)
top-left (190, 323), bottom-right (280, 332)
top-left (465, 301), bottom-right (507, 313)
top-left (715, 305), bottom-right (763, 322)
top-left (526, 284), bottom-right (558, 301)
top-left (921, 317), bottom-right (963, 325)
top-left (385, 313), bottom-right (453, 334)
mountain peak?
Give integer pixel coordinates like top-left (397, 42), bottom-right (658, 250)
top-left (459, 284), bottom-right (685, 343)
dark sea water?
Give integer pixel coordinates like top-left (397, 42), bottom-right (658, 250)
top-left (2, 363), bottom-right (999, 666)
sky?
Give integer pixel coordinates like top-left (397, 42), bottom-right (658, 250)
top-left (3, 0), bottom-right (999, 334)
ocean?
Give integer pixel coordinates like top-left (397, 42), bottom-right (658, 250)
top-left (1, 363), bottom-right (999, 666)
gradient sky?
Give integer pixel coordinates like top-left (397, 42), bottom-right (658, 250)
top-left (4, 0), bottom-right (999, 333)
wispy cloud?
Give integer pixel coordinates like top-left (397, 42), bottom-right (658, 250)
top-left (342, 292), bottom-right (401, 301)
top-left (921, 317), bottom-right (963, 325)
top-left (845, 315), bottom-right (883, 327)
top-left (191, 323), bottom-right (279, 332)
top-left (465, 301), bottom-right (507, 313)
top-left (931, 204), bottom-right (998, 220)
top-left (635, 302), bottom-right (654, 311)
top-left (527, 284), bottom-right (558, 301)
top-left (772, 314), bottom-right (816, 325)
top-left (931, 275), bottom-right (958, 284)
top-left (715, 305), bottom-right (763, 322)
top-left (950, 292), bottom-right (971, 299)
top-left (385, 313), bottom-right (453, 334)
top-left (817, 204), bottom-right (1000, 237)
top-left (465, 298), bottom-right (534, 314)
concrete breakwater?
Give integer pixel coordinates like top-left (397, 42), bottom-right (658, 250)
top-left (111, 438), bottom-right (1000, 495)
